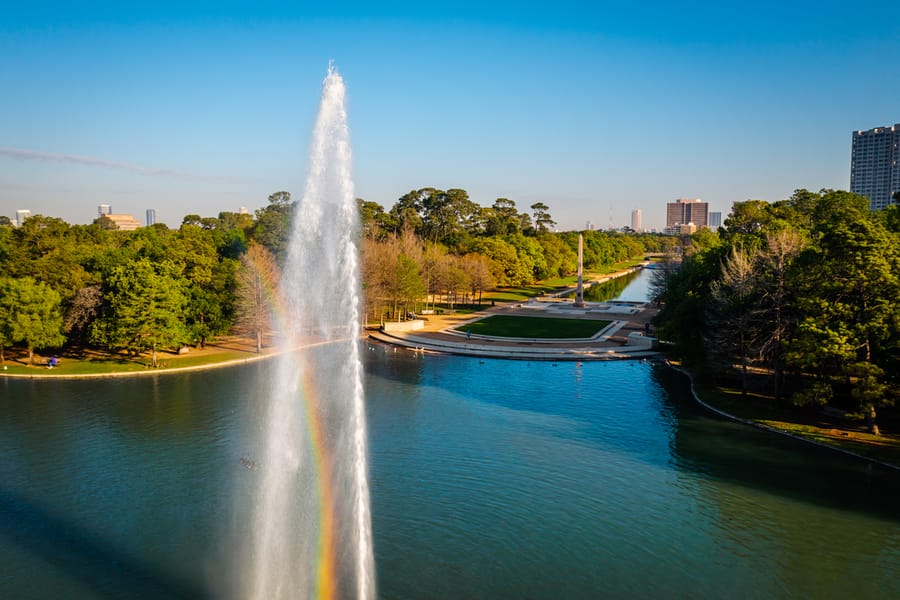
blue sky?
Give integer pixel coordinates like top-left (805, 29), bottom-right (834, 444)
top-left (2, 2), bottom-right (899, 231)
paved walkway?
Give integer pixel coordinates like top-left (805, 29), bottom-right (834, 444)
top-left (369, 298), bottom-right (660, 361)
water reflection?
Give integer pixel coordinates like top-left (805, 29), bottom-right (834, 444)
top-left (2, 289), bottom-right (900, 598)
top-left (0, 488), bottom-right (206, 599)
top-left (653, 365), bottom-right (900, 520)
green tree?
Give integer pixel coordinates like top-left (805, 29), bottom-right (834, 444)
top-left (484, 198), bottom-right (521, 236)
top-left (530, 202), bottom-right (556, 234)
top-left (652, 243), bottom-right (728, 368)
top-left (252, 191), bottom-right (294, 261)
top-left (357, 198), bottom-right (391, 240)
top-left (722, 200), bottom-right (777, 239)
top-left (787, 192), bottom-right (900, 431)
top-left (93, 258), bottom-right (188, 367)
top-left (0, 276), bottom-right (66, 364)
top-left (471, 237), bottom-right (530, 285)
top-left (388, 189), bottom-right (425, 234)
top-left (420, 188), bottom-right (478, 247)
top-left (7, 215), bottom-right (92, 303)
top-left (395, 254), bottom-right (425, 316)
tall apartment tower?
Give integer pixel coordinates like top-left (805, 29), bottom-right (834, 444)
top-left (709, 212), bottom-right (722, 228)
top-left (631, 209), bottom-right (643, 232)
top-left (851, 124), bottom-right (900, 211)
top-left (146, 209), bottom-right (157, 226)
top-left (98, 204), bottom-right (112, 217)
top-left (666, 198), bottom-right (709, 228)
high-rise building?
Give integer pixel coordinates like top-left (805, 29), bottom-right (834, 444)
top-left (15, 209), bottom-right (31, 227)
top-left (666, 198), bottom-right (709, 228)
top-left (146, 209), bottom-right (156, 226)
top-left (851, 124), bottom-right (900, 211)
top-left (631, 209), bottom-right (643, 232)
top-left (98, 204), bottom-right (112, 217)
top-left (709, 212), bottom-right (722, 228)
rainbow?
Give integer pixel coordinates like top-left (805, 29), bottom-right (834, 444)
top-left (299, 367), bottom-right (337, 600)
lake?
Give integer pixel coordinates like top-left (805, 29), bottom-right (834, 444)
top-left (2, 270), bottom-right (899, 598)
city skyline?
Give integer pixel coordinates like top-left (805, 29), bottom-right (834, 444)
top-left (2, 2), bottom-right (899, 231)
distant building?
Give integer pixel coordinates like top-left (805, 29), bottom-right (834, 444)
top-left (98, 204), bottom-right (112, 218)
top-left (709, 212), bottom-right (722, 228)
top-left (851, 124), bottom-right (900, 211)
top-left (146, 209), bottom-right (156, 226)
top-left (103, 214), bottom-right (142, 231)
top-left (585, 221), bottom-right (595, 231)
top-left (664, 223), bottom-right (697, 235)
top-left (666, 198), bottom-right (709, 229)
top-left (631, 209), bottom-right (643, 233)
top-left (15, 209), bottom-right (31, 227)
top-left (239, 206), bottom-right (249, 215)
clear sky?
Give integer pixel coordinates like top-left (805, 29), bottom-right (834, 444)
top-left (2, 1), bottom-right (899, 231)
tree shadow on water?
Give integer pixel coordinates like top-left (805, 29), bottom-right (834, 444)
top-left (0, 488), bottom-right (209, 599)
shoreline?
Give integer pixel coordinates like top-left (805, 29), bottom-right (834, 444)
top-left (0, 336), bottom-right (364, 381)
top-left (1, 265), bottom-right (653, 379)
top-left (665, 360), bottom-right (900, 473)
top-left (0, 350), bottom-right (280, 380)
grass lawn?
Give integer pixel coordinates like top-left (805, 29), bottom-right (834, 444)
top-left (1, 348), bottom-right (259, 376)
top-left (457, 315), bottom-right (610, 339)
top-left (696, 384), bottom-right (900, 467)
top-left (482, 258), bottom-right (647, 303)
top-left (484, 284), bottom-right (560, 303)
top-left (589, 258), bottom-right (648, 275)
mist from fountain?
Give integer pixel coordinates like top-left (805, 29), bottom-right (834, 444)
top-left (243, 64), bottom-right (374, 600)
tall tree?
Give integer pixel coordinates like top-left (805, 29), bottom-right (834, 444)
top-left (787, 193), bottom-right (900, 432)
top-left (462, 253), bottom-right (495, 304)
top-left (709, 246), bottom-right (758, 394)
top-left (92, 258), bottom-right (188, 367)
top-left (252, 191), bottom-right (294, 261)
top-left (485, 198), bottom-right (520, 236)
top-left (64, 284), bottom-right (104, 347)
top-left (0, 276), bottom-right (66, 364)
top-left (357, 198), bottom-right (393, 240)
top-left (756, 229), bottom-right (805, 402)
top-left (531, 202), bottom-right (556, 234)
top-left (389, 189), bottom-right (425, 234)
top-left (235, 244), bottom-right (280, 352)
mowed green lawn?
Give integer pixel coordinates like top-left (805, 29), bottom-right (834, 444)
top-left (457, 315), bottom-right (611, 339)
top-left (0, 349), bottom-right (255, 376)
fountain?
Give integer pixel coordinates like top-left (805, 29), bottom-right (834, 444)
top-left (242, 64), bottom-right (374, 600)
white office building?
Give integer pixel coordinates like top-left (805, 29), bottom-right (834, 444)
top-left (631, 209), bottom-right (642, 232)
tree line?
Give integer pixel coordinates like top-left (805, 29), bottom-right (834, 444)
top-left (0, 188), bottom-right (668, 364)
top-left (652, 189), bottom-right (900, 433)
top-left (357, 188), bottom-right (673, 323)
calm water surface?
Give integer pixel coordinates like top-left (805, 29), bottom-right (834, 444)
top-left (2, 272), bottom-right (899, 598)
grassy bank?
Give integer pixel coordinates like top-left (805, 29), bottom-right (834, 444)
top-left (457, 315), bottom-right (611, 339)
top-left (0, 340), bottom-right (269, 377)
top-left (483, 258), bottom-right (647, 303)
top-left (695, 383), bottom-right (900, 468)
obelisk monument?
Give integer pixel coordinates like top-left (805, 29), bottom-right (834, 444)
top-left (574, 233), bottom-right (585, 308)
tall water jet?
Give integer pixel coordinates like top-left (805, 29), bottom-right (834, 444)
top-left (244, 63), bottom-right (374, 600)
